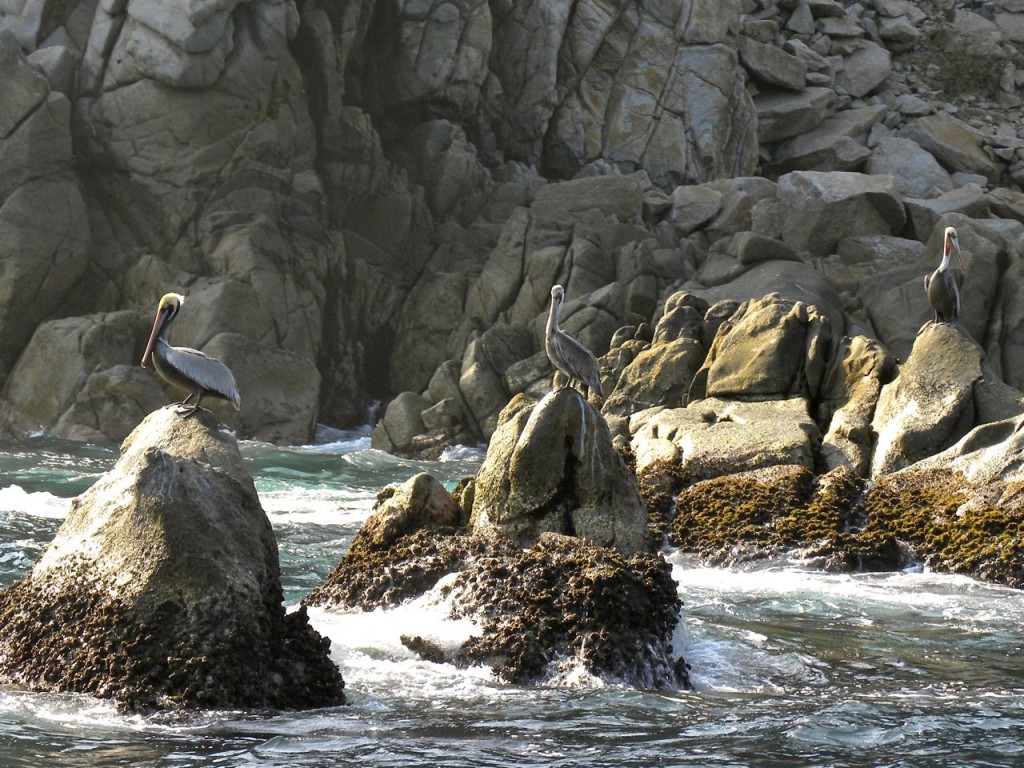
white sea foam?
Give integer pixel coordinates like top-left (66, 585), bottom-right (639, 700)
top-left (305, 582), bottom-right (502, 701)
top-left (259, 486), bottom-right (374, 528)
top-left (438, 444), bottom-right (486, 462)
top-left (0, 485), bottom-right (70, 519)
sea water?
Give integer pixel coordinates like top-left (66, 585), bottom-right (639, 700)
top-left (1, 430), bottom-right (1023, 768)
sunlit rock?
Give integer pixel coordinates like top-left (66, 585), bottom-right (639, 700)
top-left (0, 407), bottom-right (345, 711)
top-left (471, 390), bottom-right (653, 556)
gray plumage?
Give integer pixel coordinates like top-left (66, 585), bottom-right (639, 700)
top-left (141, 293), bottom-right (241, 417)
top-left (924, 226), bottom-right (965, 324)
top-left (545, 285), bottom-right (603, 400)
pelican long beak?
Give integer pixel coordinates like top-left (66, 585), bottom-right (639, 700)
top-left (141, 305), bottom-right (169, 368)
top-left (952, 238), bottom-right (965, 272)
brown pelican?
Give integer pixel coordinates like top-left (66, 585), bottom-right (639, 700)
top-left (924, 226), bottom-right (965, 324)
top-left (141, 293), bottom-right (240, 417)
top-left (545, 285), bottom-right (603, 401)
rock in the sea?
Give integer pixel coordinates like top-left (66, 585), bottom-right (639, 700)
top-left (471, 390), bottom-right (653, 556)
top-left (446, 532), bottom-right (687, 688)
top-left (306, 515), bottom-right (688, 689)
top-left (668, 464), bottom-right (898, 569)
top-left (871, 323), bottom-right (1024, 477)
top-left (0, 407), bottom-right (345, 711)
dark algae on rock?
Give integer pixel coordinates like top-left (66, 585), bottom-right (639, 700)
top-left (668, 463), bottom-right (1024, 589)
top-left (446, 533), bottom-right (688, 689)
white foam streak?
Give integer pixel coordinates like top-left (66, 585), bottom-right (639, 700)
top-left (0, 485), bottom-right (70, 519)
top-left (305, 581), bottom-right (500, 701)
top-left (259, 487), bottom-right (373, 527)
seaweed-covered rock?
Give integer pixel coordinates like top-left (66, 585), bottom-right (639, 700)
top-left (862, 468), bottom-right (1024, 588)
top-left (0, 407), bottom-right (344, 711)
top-left (307, 522), bottom-right (688, 688)
top-left (668, 464), bottom-right (898, 570)
top-left (308, 463), bottom-right (686, 687)
top-left (471, 390), bottom-right (653, 556)
top-left (445, 533), bottom-right (688, 688)
top-left (351, 472), bottom-right (465, 555)
top-left (665, 460), bottom-right (1024, 589)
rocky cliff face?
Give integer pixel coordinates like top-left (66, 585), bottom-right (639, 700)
top-left (0, 0), bottom-right (1023, 446)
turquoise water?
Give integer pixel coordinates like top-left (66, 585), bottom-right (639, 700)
top-left (1, 430), bottom-right (1023, 767)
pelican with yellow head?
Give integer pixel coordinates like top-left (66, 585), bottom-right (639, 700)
top-left (141, 293), bottom-right (240, 417)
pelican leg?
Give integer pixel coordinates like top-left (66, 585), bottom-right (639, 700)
top-left (176, 389), bottom-right (204, 418)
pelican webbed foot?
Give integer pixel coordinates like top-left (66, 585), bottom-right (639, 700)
top-left (174, 391), bottom-right (204, 418)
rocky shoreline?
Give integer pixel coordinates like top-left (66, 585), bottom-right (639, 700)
top-left (2, 0), bottom-right (1024, 705)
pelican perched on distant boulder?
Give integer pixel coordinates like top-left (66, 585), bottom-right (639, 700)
top-left (545, 285), bottom-right (603, 401)
top-left (141, 293), bottom-right (240, 417)
top-left (925, 226), bottom-right (966, 324)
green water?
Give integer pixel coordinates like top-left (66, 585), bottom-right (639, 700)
top-left (1, 433), bottom-right (1023, 767)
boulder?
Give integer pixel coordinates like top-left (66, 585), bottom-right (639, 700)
top-left (630, 397), bottom-right (820, 481)
top-left (902, 185), bottom-right (990, 241)
top-left (871, 323), bottom-right (1024, 477)
top-left (834, 41), bottom-right (891, 98)
top-left (689, 294), bottom-right (834, 402)
top-left (203, 333), bottom-right (320, 444)
top-left (777, 171), bottom-right (906, 256)
top-left (739, 36), bottom-right (806, 90)
top-left (1, 311), bottom-right (139, 434)
top-left (471, 390), bottom-right (652, 556)
top-left (0, 407), bottom-right (344, 711)
top-left (372, 391), bottom-right (432, 455)
top-left (899, 112), bottom-right (1004, 184)
top-left (55, 365), bottom-right (167, 443)
top-left (768, 105), bottom-right (886, 174)
top-left (0, 35), bottom-right (89, 375)
top-left (602, 292), bottom-right (709, 417)
top-left (458, 324), bottom-right (535, 438)
top-left (754, 87), bottom-right (837, 143)
top-left (348, 473), bottom-right (465, 556)
top-left (690, 263), bottom-right (848, 339)
top-left (820, 336), bottom-right (898, 475)
top-left (529, 172), bottom-right (648, 222)
top-left (908, 418), bottom-right (1024, 485)
top-left (865, 137), bottom-right (955, 199)
top-left (667, 185), bottom-right (723, 236)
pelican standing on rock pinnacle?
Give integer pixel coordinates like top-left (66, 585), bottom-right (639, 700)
top-left (545, 284), bottom-right (603, 401)
top-left (141, 293), bottom-right (241, 417)
top-left (924, 226), bottom-right (966, 324)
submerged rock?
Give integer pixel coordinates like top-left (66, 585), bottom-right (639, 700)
top-left (0, 407), bottom-right (344, 711)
